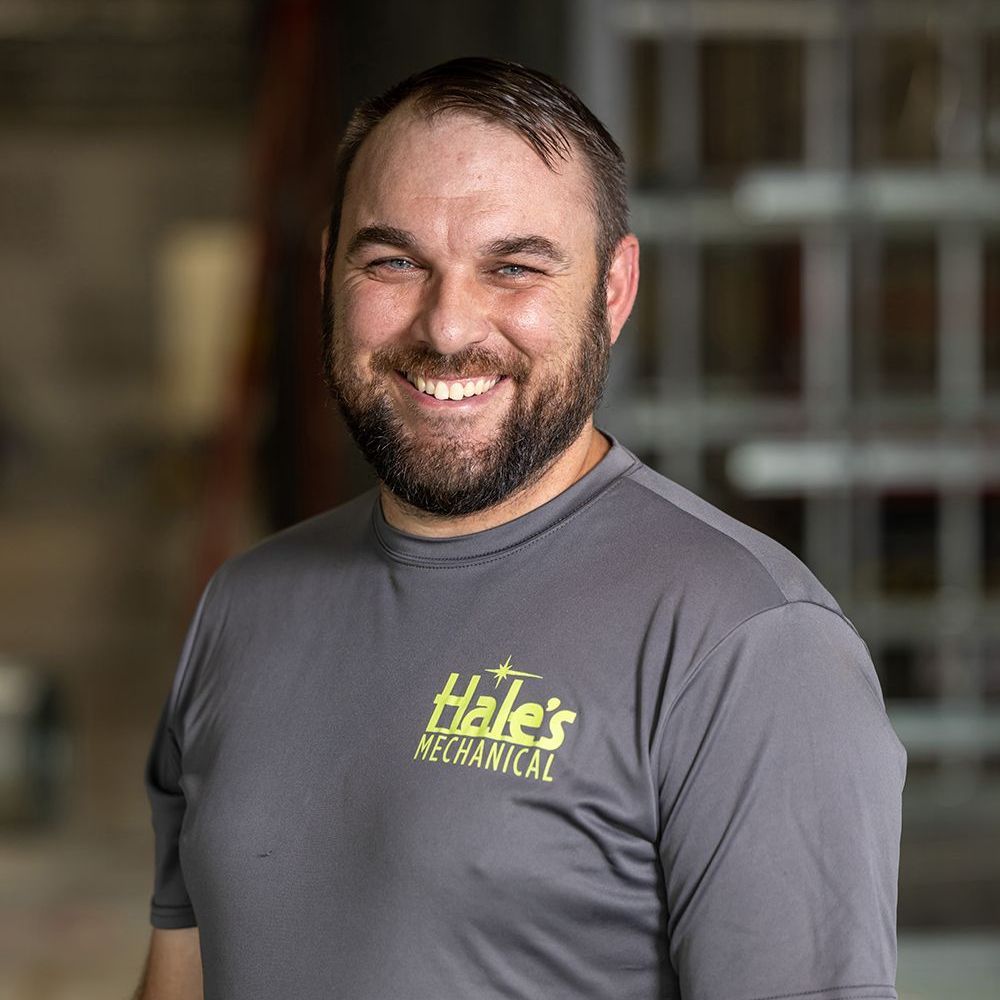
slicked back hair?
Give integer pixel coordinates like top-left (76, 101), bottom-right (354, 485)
top-left (323, 57), bottom-right (629, 296)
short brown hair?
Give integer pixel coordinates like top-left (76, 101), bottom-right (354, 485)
top-left (323, 56), bottom-right (629, 286)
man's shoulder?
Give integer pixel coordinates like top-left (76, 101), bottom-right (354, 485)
top-left (600, 453), bottom-right (839, 615)
top-left (207, 489), bottom-right (378, 596)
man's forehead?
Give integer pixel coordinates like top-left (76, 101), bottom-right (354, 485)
top-left (335, 111), bottom-right (599, 268)
top-left (344, 105), bottom-right (590, 209)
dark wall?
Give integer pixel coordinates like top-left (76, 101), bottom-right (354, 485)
top-left (333, 1), bottom-right (570, 131)
top-left (260, 0), bottom-right (572, 528)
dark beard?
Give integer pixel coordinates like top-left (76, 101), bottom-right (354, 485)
top-left (323, 283), bottom-right (611, 518)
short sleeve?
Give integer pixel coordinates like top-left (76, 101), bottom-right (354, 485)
top-left (146, 700), bottom-right (196, 928)
top-left (655, 601), bottom-right (905, 1000)
top-left (145, 584), bottom-right (213, 929)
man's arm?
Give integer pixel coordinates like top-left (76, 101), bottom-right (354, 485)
top-left (656, 601), bottom-right (905, 998)
top-left (132, 928), bottom-right (203, 1000)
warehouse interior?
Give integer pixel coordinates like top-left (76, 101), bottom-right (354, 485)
top-left (0, 0), bottom-right (998, 996)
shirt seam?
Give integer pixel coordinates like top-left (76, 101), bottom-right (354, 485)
top-left (623, 469), bottom-right (879, 700)
top-left (163, 571), bottom-right (226, 769)
top-left (151, 902), bottom-right (195, 913)
top-left (166, 573), bottom-right (219, 723)
top-left (660, 599), bottom-right (851, 724)
top-left (370, 458), bottom-right (640, 568)
top-left (648, 599), bottom-right (880, 794)
top-left (622, 470), bottom-right (793, 603)
top-left (741, 986), bottom-right (896, 1000)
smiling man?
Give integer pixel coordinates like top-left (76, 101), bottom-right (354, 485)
top-left (324, 82), bottom-right (634, 533)
top-left (138, 58), bottom-right (905, 1000)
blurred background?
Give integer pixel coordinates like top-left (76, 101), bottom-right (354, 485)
top-left (1, 0), bottom-right (998, 996)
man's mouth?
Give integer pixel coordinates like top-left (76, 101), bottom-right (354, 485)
top-left (401, 371), bottom-right (502, 401)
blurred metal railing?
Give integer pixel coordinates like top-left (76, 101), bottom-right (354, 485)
top-left (571, 0), bottom-right (1000, 796)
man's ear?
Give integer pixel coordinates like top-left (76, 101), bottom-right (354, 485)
top-left (605, 234), bottom-right (640, 346)
top-left (320, 225), bottom-right (330, 299)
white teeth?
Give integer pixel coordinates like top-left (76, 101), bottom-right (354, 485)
top-left (404, 371), bottom-right (500, 400)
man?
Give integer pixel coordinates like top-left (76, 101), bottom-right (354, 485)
top-left (138, 57), bottom-right (905, 1000)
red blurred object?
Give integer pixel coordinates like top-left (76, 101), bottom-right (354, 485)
top-left (193, 0), bottom-right (346, 596)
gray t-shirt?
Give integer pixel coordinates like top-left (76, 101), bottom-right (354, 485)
top-left (147, 437), bottom-right (905, 1000)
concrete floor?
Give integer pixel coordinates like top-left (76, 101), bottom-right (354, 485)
top-left (1, 831), bottom-right (998, 1000)
top-left (897, 933), bottom-right (1000, 1000)
top-left (0, 832), bottom-right (150, 1000)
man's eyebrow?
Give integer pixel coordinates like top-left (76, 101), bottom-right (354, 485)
top-left (482, 235), bottom-right (569, 265)
top-left (346, 225), bottom-right (418, 257)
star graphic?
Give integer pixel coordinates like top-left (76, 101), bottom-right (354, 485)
top-left (486, 655), bottom-right (544, 688)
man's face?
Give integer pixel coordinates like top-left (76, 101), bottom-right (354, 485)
top-left (325, 109), bottom-right (613, 517)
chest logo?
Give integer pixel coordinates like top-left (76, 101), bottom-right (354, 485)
top-left (413, 656), bottom-right (579, 784)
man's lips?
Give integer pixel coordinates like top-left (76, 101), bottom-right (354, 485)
top-left (398, 370), bottom-right (503, 402)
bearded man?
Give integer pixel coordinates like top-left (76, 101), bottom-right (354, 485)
top-left (137, 57), bottom-right (905, 1000)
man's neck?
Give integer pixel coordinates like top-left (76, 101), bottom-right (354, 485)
top-left (379, 423), bottom-right (611, 539)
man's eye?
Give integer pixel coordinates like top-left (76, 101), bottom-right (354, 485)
top-left (370, 257), bottom-right (416, 272)
top-left (496, 264), bottom-right (534, 278)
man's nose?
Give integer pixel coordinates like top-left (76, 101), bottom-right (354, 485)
top-left (410, 270), bottom-right (490, 355)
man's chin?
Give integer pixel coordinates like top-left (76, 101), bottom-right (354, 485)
top-left (373, 435), bottom-right (525, 517)
top-left (380, 471), bottom-right (507, 519)
top-left (393, 445), bottom-right (497, 487)
top-left (397, 429), bottom-right (497, 461)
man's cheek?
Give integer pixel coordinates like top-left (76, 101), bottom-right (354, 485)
top-left (345, 290), bottom-right (415, 349)
top-left (491, 293), bottom-right (567, 354)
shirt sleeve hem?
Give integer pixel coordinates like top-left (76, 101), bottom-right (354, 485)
top-left (150, 903), bottom-right (197, 929)
top-left (744, 987), bottom-right (897, 1000)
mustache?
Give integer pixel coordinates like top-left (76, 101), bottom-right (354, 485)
top-left (369, 344), bottom-right (529, 382)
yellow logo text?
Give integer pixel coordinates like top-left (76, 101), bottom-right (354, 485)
top-left (412, 662), bottom-right (579, 784)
